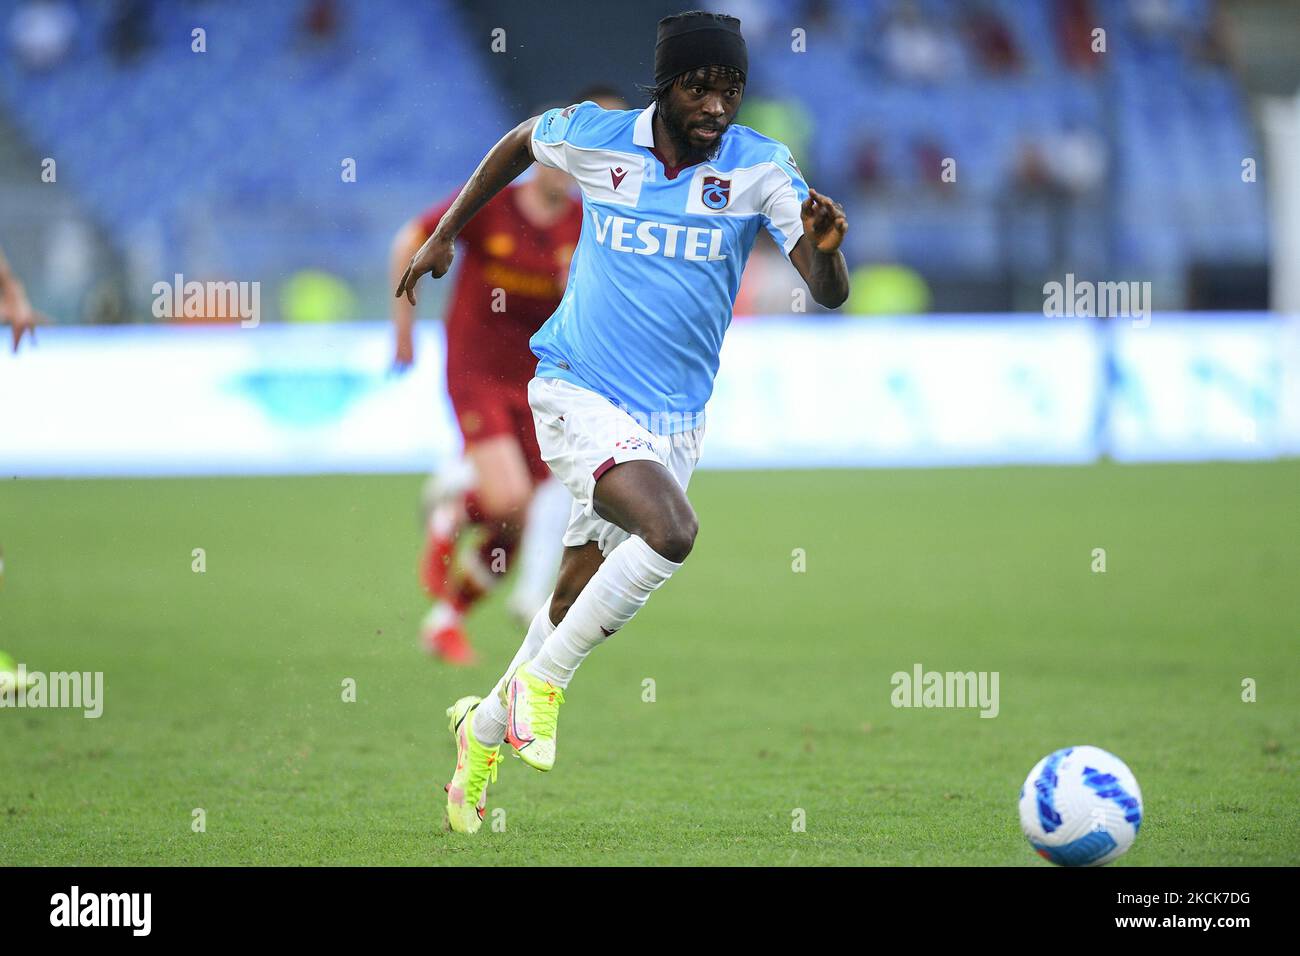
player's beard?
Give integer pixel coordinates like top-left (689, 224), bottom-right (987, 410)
top-left (659, 96), bottom-right (726, 165)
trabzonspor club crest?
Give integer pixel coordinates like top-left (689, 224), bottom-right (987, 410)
top-left (701, 176), bottom-right (731, 210)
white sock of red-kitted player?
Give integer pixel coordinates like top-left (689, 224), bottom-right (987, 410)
top-left (507, 477), bottom-right (572, 624)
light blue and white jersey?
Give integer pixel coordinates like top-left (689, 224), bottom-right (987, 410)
top-left (529, 100), bottom-right (809, 434)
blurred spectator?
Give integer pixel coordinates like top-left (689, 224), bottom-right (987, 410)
top-left (1123, 0), bottom-right (1235, 70)
top-left (8, 0), bottom-right (76, 71)
top-left (1015, 143), bottom-right (1051, 192)
top-left (106, 0), bottom-right (152, 65)
top-left (852, 137), bottom-right (885, 192)
top-left (1192, 3), bottom-right (1235, 69)
top-left (1046, 123), bottom-right (1108, 196)
top-left (879, 1), bottom-right (957, 84)
top-left (962, 3), bottom-right (1021, 74)
top-left (1011, 122), bottom-right (1108, 275)
top-left (1014, 123), bottom-right (1106, 200)
top-left (1129, 0), bottom-right (1181, 38)
top-left (912, 137), bottom-right (950, 192)
top-left (721, 0), bottom-right (777, 46)
top-left (1058, 0), bottom-right (1100, 71)
top-left (301, 0), bottom-right (341, 47)
top-left (795, 0), bottom-right (836, 33)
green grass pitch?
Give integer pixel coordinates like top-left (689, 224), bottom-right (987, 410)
top-left (1, 462), bottom-right (1296, 865)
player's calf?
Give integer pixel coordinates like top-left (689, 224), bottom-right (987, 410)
top-left (547, 541), bottom-right (607, 626)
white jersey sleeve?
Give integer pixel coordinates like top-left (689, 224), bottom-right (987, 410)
top-left (759, 145), bottom-right (811, 260)
top-left (531, 101), bottom-right (601, 174)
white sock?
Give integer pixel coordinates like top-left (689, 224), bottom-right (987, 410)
top-left (422, 602), bottom-right (461, 633)
top-left (528, 535), bottom-right (681, 688)
top-left (472, 598), bottom-right (556, 746)
top-left (508, 478), bottom-right (572, 621)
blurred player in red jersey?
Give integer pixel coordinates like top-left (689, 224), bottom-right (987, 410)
top-left (391, 88), bottom-right (627, 664)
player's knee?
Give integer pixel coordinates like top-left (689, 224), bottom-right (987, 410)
top-left (477, 481), bottom-right (531, 521)
top-left (643, 512), bottom-right (698, 563)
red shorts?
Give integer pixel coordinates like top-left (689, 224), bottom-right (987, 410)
top-left (447, 378), bottom-right (550, 485)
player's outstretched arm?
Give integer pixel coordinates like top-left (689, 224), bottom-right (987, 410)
top-left (0, 243), bottom-right (49, 353)
top-left (389, 219), bottom-right (427, 370)
top-left (395, 116), bottom-right (540, 305)
top-left (788, 187), bottom-right (850, 310)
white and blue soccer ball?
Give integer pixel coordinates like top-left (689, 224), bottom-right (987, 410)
top-left (1019, 746), bottom-right (1143, 866)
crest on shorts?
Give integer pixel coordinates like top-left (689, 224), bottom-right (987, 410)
top-left (615, 436), bottom-right (650, 452)
top-left (701, 176), bottom-right (731, 210)
top-left (459, 411), bottom-right (482, 436)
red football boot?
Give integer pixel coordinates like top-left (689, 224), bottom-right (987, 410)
top-left (420, 605), bottom-right (478, 666)
top-left (420, 501), bottom-right (460, 602)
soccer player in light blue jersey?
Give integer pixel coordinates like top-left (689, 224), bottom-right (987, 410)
top-left (397, 10), bottom-right (850, 834)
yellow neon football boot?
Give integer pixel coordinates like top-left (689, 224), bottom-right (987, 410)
top-left (443, 695), bottom-right (499, 834)
top-left (502, 664), bottom-right (565, 772)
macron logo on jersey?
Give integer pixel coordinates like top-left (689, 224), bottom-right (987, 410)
top-left (590, 208), bottom-right (728, 261)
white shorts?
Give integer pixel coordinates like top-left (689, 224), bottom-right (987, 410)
top-left (527, 376), bottom-right (705, 555)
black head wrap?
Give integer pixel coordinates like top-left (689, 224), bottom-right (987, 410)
top-left (653, 11), bottom-right (747, 89)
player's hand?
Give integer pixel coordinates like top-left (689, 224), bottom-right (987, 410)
top-left (800, 188), bottom-right (848, 254)
top-left (396, 230), bottom-right (455, 305)
top-left (2, 301), bottom-right (48, 354)
top-left (392, 326), bottom-right (415, 374)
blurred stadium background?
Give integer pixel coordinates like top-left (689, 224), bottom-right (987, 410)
top-left (2, 0), bottom-right (1298, 473)
top-left (2, 0), bottom-right (1298, 868)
